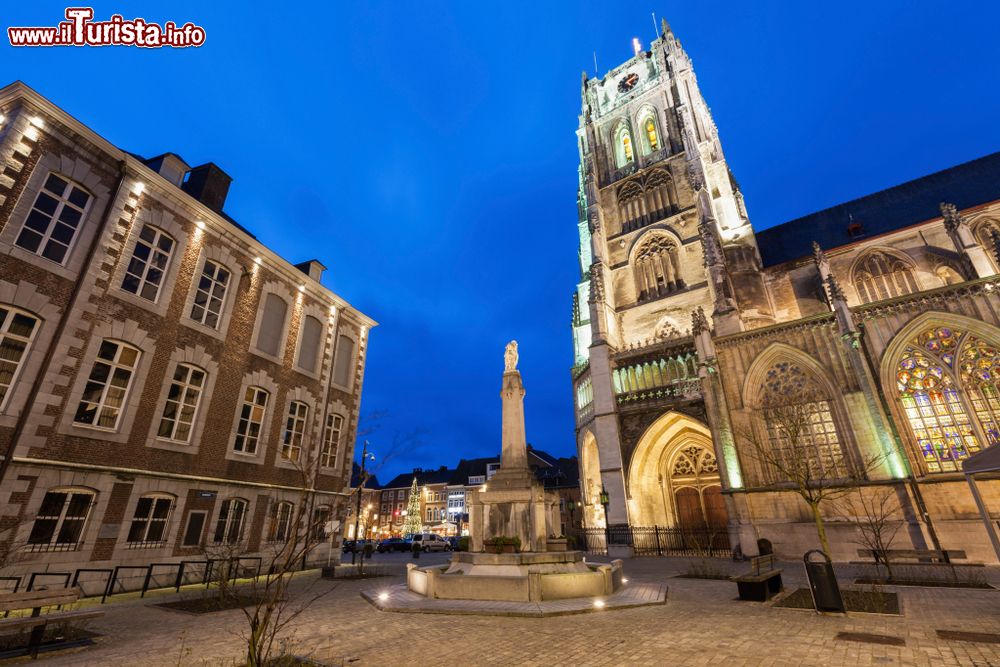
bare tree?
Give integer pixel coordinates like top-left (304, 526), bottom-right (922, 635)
top-left (838, 486), bottom-right (905, 581)
top-left (739, 388), bottom-right (885, 559)
top-left (228, 411), bottom-right (423, 665)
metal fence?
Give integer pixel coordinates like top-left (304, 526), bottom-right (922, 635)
top-left (570, 526), bottom-right (732, 558)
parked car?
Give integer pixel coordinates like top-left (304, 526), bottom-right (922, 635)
top-left (342, 539), bottom-right (373, 554)
top-left (377, 537), bottom-right (411, 553)
top-left (411, 533), bottom-right (451, 552)
top-left (445, 536), bottom-right (461, 550)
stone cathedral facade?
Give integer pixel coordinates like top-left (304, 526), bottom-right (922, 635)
top-left (571, 20), bottom-right (1000, 561)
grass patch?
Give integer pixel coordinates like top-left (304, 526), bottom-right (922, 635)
top-left (855, 577), bottom-right (993, 590)
top-left (156, 594), bottom-right (265, 614)
top-left (774, 587), bottom-right (900, 615)
top-left (264, 656), bottom-right (329, 666)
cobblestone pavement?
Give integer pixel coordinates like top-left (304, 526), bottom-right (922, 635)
top-left (24, 553), bottom-right (1000, 667)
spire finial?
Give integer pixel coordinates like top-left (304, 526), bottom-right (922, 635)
top-left (990, 227), bottom-right (1000, 267)
top-left (940, 202), bottom-right (962, 232)
top-left (812, 241), bottom-right (827, 266)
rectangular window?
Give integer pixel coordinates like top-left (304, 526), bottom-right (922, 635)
top-left (397, 490), bottom-right (404, 500)
top-left (213, 498), bottom-right (247, 544)
top-left (256, 293), bottom-right (288, 357)
top-left (269, 502), bottom-right (294, 543)
top-left (157, 363), bottom-right (206, 442)
top-left (122, 225), bottom-right (174, 302)
top-left (297, 315), bottom-right (323, 374)
top-left (74, 340), bottom-right (140, 429)
top-left (126, 496), bottom-right (172, 547)
top-left (281, 400), bottom-right (308, 462)
top-left (0, 306), bottom-right (39, 410)
top-left (27, 490), bottom-right (94, 551)
top-left (190, 260), bottom-right (230, 329)
top-left (333, 335), bottom-right (355, 387)
top-left (311, 506), bottom-right (330, 541)
top-left (321, 413), bottom-right (343, 468)
top-left (234, 386), bottom-right (269, 455)
top-left (15, 173), bottom-right (90, 264)
top-left (182, 511), bottom-right (206, 547)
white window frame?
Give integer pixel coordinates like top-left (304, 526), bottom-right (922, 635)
top-left (269, 501), bottom-right (294, 543)
top-left (73, 340), bottom-right (141, 431)
top-left (121, 224), bottom-right (175, 303)
top-left (126, 494), bottom-right (174, 548)
top-left (189, 259), bottom-right (231, 329)
top-left (0, 305), bottom-right (40, 412)
top-left (157, 363), bottom-right (207, 443)
top-left (26, 487), bottom-right (96, 552)
top-left (13, 172), bottom-right (91, 266)
top-left (281, 400), bottom-right (308, 462)
top-left (214, 497), bottom-right (248, 545)
top-left (234, 386), bottom-right (270, 456)
top-left (320, 413), bottom-right (343, 468)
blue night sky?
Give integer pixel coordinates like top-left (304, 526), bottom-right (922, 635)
top-left (4, 2), bottom-right (1000, 482)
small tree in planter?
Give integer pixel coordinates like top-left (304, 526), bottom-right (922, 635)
top-left (839, 486), bottom-right (905, 582)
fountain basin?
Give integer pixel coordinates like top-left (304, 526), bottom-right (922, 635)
top-left (406, 552), bottom-right (624, 602)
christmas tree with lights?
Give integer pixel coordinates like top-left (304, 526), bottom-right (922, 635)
top-left (402, 477), bottom-right (422, 536)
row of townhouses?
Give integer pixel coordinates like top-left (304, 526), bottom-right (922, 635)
top-left (345, 447), bottom-right (582, 540)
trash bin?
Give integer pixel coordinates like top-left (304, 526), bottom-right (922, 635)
top-left (803, 549), bottom-right (844, 613)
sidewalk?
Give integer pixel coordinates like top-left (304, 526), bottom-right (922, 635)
top-left (18, 553), bottom-right (1000, 666)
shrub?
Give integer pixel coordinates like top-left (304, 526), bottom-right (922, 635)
top-left (456, 536), bottom-right (469, 552)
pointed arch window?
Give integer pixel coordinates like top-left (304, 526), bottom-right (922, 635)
top-left (893, 325), bottom-right (1000, 472)
top-left (613, 124), bottom-right (634, 168)
top-left (641, 115), bottom-right (660, 152)
top-left (633, 234), bottom-right (684, 302)
top-left (757, 362), bottom-right (847, 484)
top-left (853, 251), bottom-right (918, 303)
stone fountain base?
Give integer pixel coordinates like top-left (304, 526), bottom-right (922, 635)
top-left (405, 551), bottom-right (624, 603)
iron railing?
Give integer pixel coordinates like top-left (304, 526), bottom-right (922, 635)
top-left (570, 526), bottom-right (731, 557)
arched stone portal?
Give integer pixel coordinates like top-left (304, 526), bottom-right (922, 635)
top-left (579, 430), bottom-right (605, 527)
top-left (626, 412), bottom-right (728, 529)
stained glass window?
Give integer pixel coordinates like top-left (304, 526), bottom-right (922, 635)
top-left (895, 326), bottom-right (993, 472)
top-left (644, 117), bottom-right (659, 151)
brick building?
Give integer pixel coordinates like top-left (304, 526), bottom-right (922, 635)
top-left (0, 82), bottom-right (375, 582)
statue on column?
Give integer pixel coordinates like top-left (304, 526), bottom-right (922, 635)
top-left (504, 340), bottom-right (518, 372)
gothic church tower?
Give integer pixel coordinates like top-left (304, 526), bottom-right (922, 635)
top-left (572, 19), bottom-right (770, 531)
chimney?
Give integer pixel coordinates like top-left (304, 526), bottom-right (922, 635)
top-left (182, 163), bottom-right (232, 212)
top-left (294, 259), bottom-right (326, 282)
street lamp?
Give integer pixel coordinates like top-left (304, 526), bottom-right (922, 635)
top-left (599, 488), bottom-right (610, 547)
top-left (352, 441), bottom-right (376, 565)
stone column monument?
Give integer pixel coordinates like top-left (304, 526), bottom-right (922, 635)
top-left (469, 341), bottom-right (560, 553)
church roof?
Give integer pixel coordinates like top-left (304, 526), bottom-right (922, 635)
top-left (755, 151), bottom-right (1000, 267)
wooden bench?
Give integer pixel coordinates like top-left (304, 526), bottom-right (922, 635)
top-left (0, 587), bottom-right (103, 659)
top-left (856, 548), bottom-right (969, 564)
top-left (732, 554), bottom-right (783, 602)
